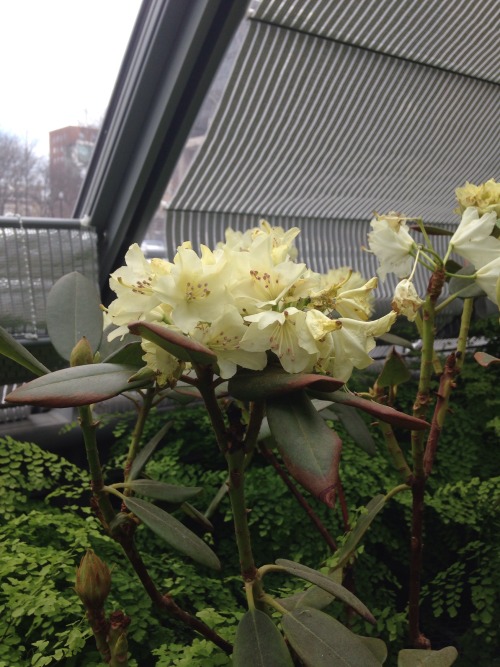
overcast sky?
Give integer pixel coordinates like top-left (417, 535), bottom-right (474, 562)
top-left (1, 0), bottom-right (141, 156)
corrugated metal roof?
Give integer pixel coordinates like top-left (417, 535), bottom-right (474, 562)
top-left (166, 0), bottom-right (499, 266)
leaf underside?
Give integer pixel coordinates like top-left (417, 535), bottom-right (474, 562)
top-left (266, 391), bottom-right (342, 507)
top-left (6, 364), bottom-right (148, 407)
top-left (124, 496), bottom-right (220, 570)
top-left (282, 608), bottom-right (383, 666)
top-left (233, 609), bottom-right (294, 667)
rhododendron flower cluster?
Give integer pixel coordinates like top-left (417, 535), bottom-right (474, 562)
top-left (367, 179), bottom-right (500, 320)
top-left (105, 222), bottom-right (395, 385)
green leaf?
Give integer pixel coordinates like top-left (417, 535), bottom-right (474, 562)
top-left (123, 496), bottom-right (220, 570)
top-left (266, 391), bottom-right (342, 507)
top-left (128, 422), bottom-right (173, 481)
top-left (282, 608), bottom-right (383, 666)
top-left (46, 272), bottom-right (103, 361)
top-left (280, 582), bottom-right (338, 612)
top-left (444, 259), bottom-right (463, 276)
top-left (329, 403), bottom-right (377, 456)
top-left (410, 223), bottom-right (453, 236)
top-left (448, 265), bottom-right (485, 299)
top-left (98, 325), bottom-right (141, 358)
top-left (229, 366), bottom-right (344, 401)
top-left (180, 502), bottom-right (214, 532)
top-left (275, 559), bottom-right (375, 623)
top-left (358, 636), bottom-right (387, 664)
top-left (102, 341), bottom-right (145, 366)
top-left (311, 390), bottom-right (429, 431)
top-left (378, 333), bottom-right (415, 349)
top-left (398, 647), bottom-right (458, 666)
top-left (474, 351), bottom-right (500, 367)
top-left (128, 321), bottom-right (217, 365)
top-left (332, 495), bottom-right (387, 571)
top-left (377, 348), bottom-right (412, 388)
top-left (0, 325), bottom-right (50, 377)
top-left (125, 479), bottom-right (202, 503)
top-left (5, 363), bottom-right (148, 407)
top-left (233, 609), bottom-right (294, 667)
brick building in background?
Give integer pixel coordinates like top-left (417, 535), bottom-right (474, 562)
top-left (49, 126), bottom-right (98, 217)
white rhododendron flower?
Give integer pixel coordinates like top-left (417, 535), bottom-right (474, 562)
top-left (367, 213), bottom-right (417, 281)
top-left (314, 312), bottom-right (397, 382)
top-left (455, 179), bottom-right (500, 217)
top-left (106, 221), bottom-right (398, 383)
top-left (448, 207), bottom-right (500, 269)
top-left (153, 244), bottom-right (231, 331)
top-left (475, 257), bottom-right (500, 306)
top-left (192, 305), bottom-right (267, 379)
top-left (392, 279), bottom-right (424, 322)
top-left (241, 308), bottom-right (319, 374)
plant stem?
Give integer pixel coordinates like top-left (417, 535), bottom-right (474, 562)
top-left (195, 366), bottom-right (265, 607)
top-left (423, 298), bottom-right (473, 477)
top-left (117, 535), bottom-right (233, 654)
top-left (259, 444), bottom-right (337, 552)
top-left (456, 298), bottom-right (473, 372)
top-left (124, 387), bottom-right (155, 483)
top-left (378, 421), bottom-right (413, 483)
top-left (78, 405), bottom-right (116, 527)
top-left (86, 607), bottom-right (110, 663)
top-left (408, 476), bottom-right (430, 649)
top-left (408, 267), bottom-right (445, 649)
top-left (226, 446), bottom-right (259, 582)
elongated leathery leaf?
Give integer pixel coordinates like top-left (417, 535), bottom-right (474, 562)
top-left (233, 610), bottom-right (294, 667)
top-left (329, 402), bottom-right (377, 456)
top-left (103, 341), bottom-right (145, 367)
top-left (6, 364), bottom-right (149, 407)
top-left (448, 265), bottom-right (485, 299)
top-left (180, 502), bottom-right (214, 532)
top-left (124, 496), bottom-right (220, 570)
top-left (280, 568), bottom-right (343, 612)
top-left (310, 390), bottom-right (430, 431)
top-left (331, 494), bottom-right (386, 571)
top-left (128, 321), bottom-right (216, 365)
top-left (282, 608), bottom-right (383, 667)
top-left (229, 366), bottom-right (344, 401)
top-left (128, 422), bottom-right (172, 481)
top-left (46, 272), bottom-right (103, 361)
top-left (280, 582), bottom-right (335, 612)
top-left (275, 559), bottom-right (375, 623)
top-left (0, 325), bottom-right (50, 377)
top-left (398, 647), bottom-right (458, 666)
top-left (266, 391), bottom-right (342, 507)
top-left (358, 636), bottom-right (388, 664)
top-left (125, 479), bottom-right (202, 503)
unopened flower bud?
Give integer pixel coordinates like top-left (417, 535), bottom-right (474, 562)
top-left (75, 549), bottom-right (111, 609)
top-left (70, 337), bottom-right (94, 367)
top-left (392, 279), bottom-right (424, 321)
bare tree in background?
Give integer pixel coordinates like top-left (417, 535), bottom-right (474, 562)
top-left (0, 131), bottom-right (49, 216)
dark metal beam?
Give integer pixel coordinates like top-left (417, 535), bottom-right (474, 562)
top-left (74, 0), bottom-right (249, 302)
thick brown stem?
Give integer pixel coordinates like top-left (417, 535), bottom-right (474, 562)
top-left (260, 444), bottom-right (337, 552)
top-left (408, 478), bottom-right (430, 649)
top-left (336, 477), bottom-right (350, 533)
top-left (423, 353), bottom-right (458, 477)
